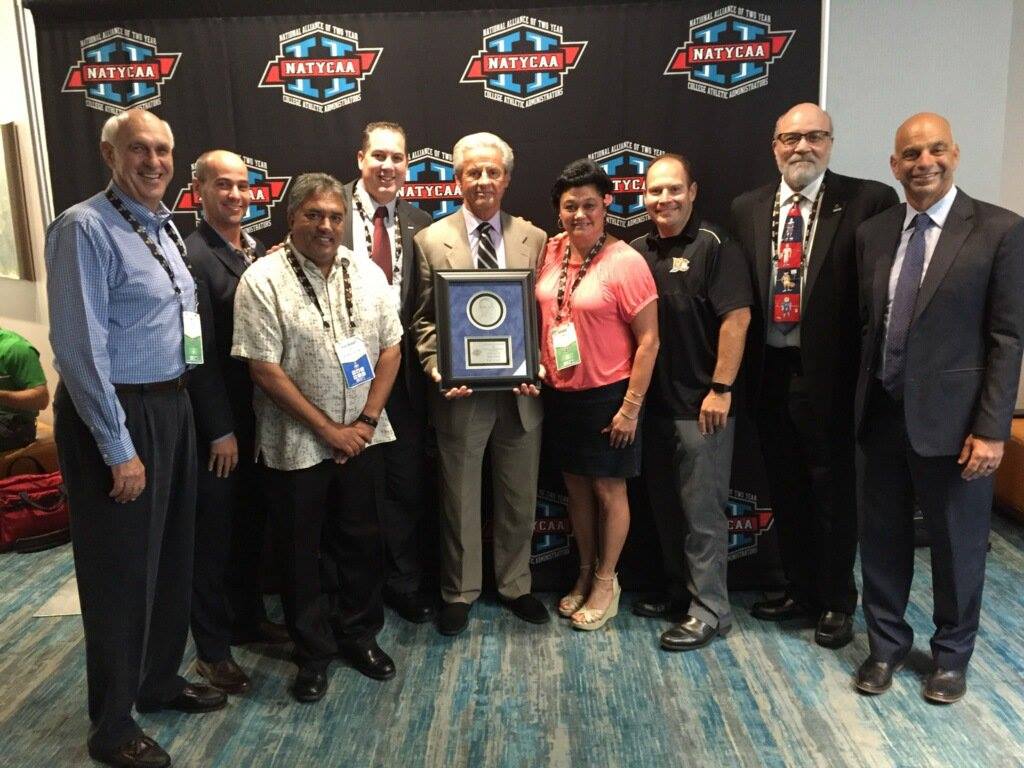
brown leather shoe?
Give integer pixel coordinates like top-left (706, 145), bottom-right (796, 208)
top-left (88, 735), bottom-right (170, 768)
top-left (196, 658), bottom-right (251, 695)
top-left (136, 682), bottom-right (227, 713)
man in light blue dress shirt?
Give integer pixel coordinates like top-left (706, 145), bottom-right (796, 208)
top-left (45, 108), bottom-right (225, 768)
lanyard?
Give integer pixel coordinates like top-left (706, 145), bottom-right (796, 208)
top-left (105, 189), bottom-right (192, 301)
top-left (555, 233), bottom-right (606, 324)
top-left (352, 194), bottom-right (402, 284)
top-left (284, 244), bottom-right (357, 333)
top-left (770, 184), bottom-right (825, 263)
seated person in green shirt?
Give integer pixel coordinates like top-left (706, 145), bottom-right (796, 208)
top-left (0, 328), bottom-right (49, 451)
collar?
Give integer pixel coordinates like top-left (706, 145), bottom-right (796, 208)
top-left (285, 236), bottom-right (348, 276)
top-left (108, 181), bottom-right (172, 226)
top-left (355, 180), bottom-right (397, 221)
top-left (199, 218), bottom-right (256, 251)
top-left (462, 205), bottom-right (502, 237)
top-left (904, 185), bottom-right (957, 230)
top-left (646, 211), bottom-right (700, 252)
top-left (779, 171), bottom-right (825, 204)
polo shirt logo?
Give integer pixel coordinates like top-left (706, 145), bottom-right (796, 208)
top-left (670, 257), bottom-right (691, 273)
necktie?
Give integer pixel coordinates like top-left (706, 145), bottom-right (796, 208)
top-left (372, 206), bottom-right (392, 283)
top-left (882, 213), bottom-right (933, 397)
top-left (772, 194), bottom-right (804, 334)
top-left (476, 221), bottom-right (498, 269)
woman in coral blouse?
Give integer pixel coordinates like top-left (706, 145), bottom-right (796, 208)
top-left (536, 158), bottom-right (659, 631)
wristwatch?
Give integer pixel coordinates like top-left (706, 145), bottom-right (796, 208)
top-left (355, 412), bottom-right (379, 429)
top-left (710, 382), bottom-right (732, 394)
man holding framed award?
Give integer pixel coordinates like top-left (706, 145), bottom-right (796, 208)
top-left (411, 132), bottom-right (549, 636)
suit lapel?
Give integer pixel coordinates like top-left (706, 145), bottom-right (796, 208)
top-left (500, 212), bottom-right (531, 269)
top-left (805, 171), bottom-right (841, 300)
top-left (913, 190), bottom-right (973, 323)
top-left (442, 212), bottom-right (473, 269)
top-left (200, 221), bottom-right (246, 279)
top-left (397, 199), bottom-right (419, 310)
top-left (753, 188), bottom-right (775, 327)
top-left (871, 206), bottom-right (905, 329)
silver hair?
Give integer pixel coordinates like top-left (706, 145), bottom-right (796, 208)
top-left (100, 109), bottom-right (174, 147)
top-left (452, 132), bottom-right (514, 176)
top-left (286, 172), bottom-right (346, 221)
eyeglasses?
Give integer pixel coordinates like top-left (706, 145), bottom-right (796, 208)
top-left (302, 210), bottom-right (344, 226)
top-left (774, 130), bottom-right (832, 147)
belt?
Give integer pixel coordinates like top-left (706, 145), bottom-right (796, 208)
top-left (113, 373), bottom-right (189, 394)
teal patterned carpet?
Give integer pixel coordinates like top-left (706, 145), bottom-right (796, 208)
top-left (2, 515), bottom-right (1023, 768)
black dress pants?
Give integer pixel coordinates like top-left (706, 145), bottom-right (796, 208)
top-left (858, 384), bottom-right (993, 670)
top-left (756, 347), bottom-right (858, 613)
top-left (54, 383), bottom-right (196, 752)
top-left (190, 435), bottom-right (268, 662)
top-left (263, 448), bottom-right (385, 673)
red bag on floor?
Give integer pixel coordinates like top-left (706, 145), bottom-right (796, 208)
top-left (0, 470), bottom-right (70, 553)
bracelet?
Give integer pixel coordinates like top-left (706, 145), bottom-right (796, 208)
top-left (618, 409), bottom-right (638, 421)
top-left (623, 395), bottom-right (644, 406)
top-left (355, 412), bottom-right (379, 429)
top-left (627, 388), bottom-right (646, 401)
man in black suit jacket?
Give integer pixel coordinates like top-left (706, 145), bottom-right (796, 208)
top-left (853, 113), bottom-right (1024, 703)
top-left (185, 150), bottom-right (287, 695)
top-left (731, 103), bottom-right (898, 648)
top-left (337, 122), bottom-right (435, 623)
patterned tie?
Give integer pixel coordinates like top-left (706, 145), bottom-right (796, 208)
top-left (772, 194), bottom-right (804, 334)
top-left (476, 221), bottom-right (498, 269)
top-left (882, 212), bottom-right (933, 397)
top-left (372, 206), bottom-right (392, 283)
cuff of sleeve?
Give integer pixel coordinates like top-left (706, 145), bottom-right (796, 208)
top-left (212, 432), bottom-right (235, 444)
top-left (97, 435), bottom-right (137, 467)
top-left (423, 354), bottom-right (437, 377)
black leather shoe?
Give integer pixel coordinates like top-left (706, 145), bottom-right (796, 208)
top-left (340, 641), bottom-right (396, 681)
top-left (291, 667), bottom-right (328, 703)
top-left (385, 590), bottom-right (437, 623)
top-left (502, 593), bottom-right (551, 624)
top-left (136, 683), bottom-right (226, 713)
top-left (438, 601), bottom-right (471, 636)
top-left (196, 658), bottom-right (251, 695)
top-left (750, 595), bottom-right (811, 621)
top-left (231, 619), bottom-right (291, 645)
top-left (88, 735), bottom-right (170, 768)
top-left (923, 667), bottom-right (967, 704)
top-left (660, 616), bottom-right (722, 652)
top-left (854, 656), bottom-right (905, 695)
top-left (632, 594), bottom-right (690, 621)
top-left (815, 611), bottom-right (854, 648)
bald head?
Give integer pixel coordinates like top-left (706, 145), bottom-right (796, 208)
top-left (194, 150), bottom-right (246, 183)
top-left (890, 112), bottom-right (959, 211)
top-left (190, 150), bottom-right (252, 240)
top-left (772, 103), bottom-right (833, 191)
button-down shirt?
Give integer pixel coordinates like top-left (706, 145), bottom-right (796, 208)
top-left (232, 241), bottom-right (402, 471)
top-left (44, 182), bottom-right (197, 465)
top-left (767, 172), bottom-right (825, 349)
top-left (462, 206), bottom-right (506, 268)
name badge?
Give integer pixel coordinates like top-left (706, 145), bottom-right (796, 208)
top-left (551, 322), bottom-right (582, 371)
top-left (335, 337), bottom-right (375, 388)
top-left (182, 310), bottom-right (204, 365)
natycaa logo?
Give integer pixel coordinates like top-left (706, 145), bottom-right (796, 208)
top-left (259, 22), bottom-right (381, 113)
top-left (62, 28), bottom-right (180, 114)
top-left (399, 148), bottom-right (462, 221)
top-left (725, 490), bottom-right (774, 560)
top-left (665, 6), bottom-right (794, 99)
top-left (588, 142), bottom-right (665, 229)
top-left (173, 155), bottom-right (290, 235)
top-left (461, 16), bottom-right (586, 109)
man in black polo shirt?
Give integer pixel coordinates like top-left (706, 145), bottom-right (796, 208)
top-left (630, 154), bottom-right (752, 651)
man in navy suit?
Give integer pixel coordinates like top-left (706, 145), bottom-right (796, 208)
top-left (854, 113), bottom-right (1024, 703)
top-left (185, 150), bottom-right (287, 696)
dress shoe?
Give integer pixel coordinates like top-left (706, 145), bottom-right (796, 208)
top-left (291, 667), bottom-right (328, 703)
top-left (854, 656), bottom-right (905, 695)
top-left (385, 590), bottom-right (437, 623)
top-left (503, 593), bottom-right (551, 624)
top-left (136, 683), bottom-right (226, 714)
top-left (750, 595), bottom-right (811, 621)
top-left (231, 619), bottom-right (291, 645)
top-left (195, 658), bottom-right (251, 695)
top-left (438, 601), bottom-right (471, 636)
top-left (88, 735), bottom-right (170, 768)
top-left (923, 667), bottom-right (967, 704)
top-left (660, 616), bottom-right (724, 652)
top-left (815, 611), bottom-right (854, 648)
top-left (632, 594), bottom-right (691, 621)
top-left (340, 641), bottom-right (396, 681)
top-left (572, 573), bottom-right (621, 631)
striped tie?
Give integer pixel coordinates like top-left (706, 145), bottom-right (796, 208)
top-left (476, 221), bottom-right (498, 269)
